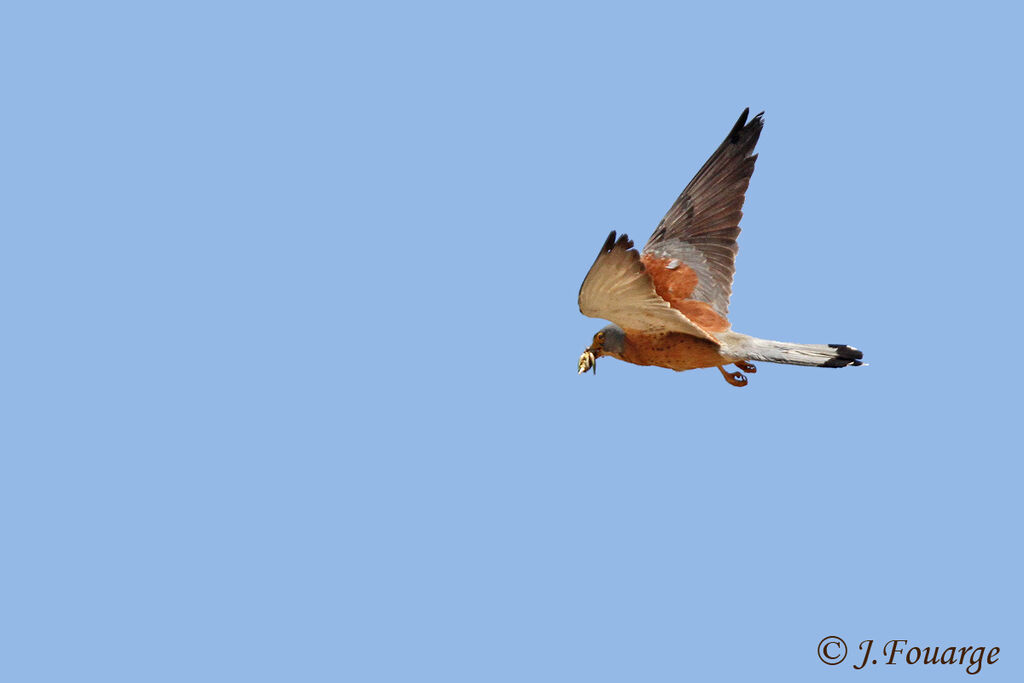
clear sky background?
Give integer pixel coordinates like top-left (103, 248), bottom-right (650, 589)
top-left (3, 2), bottom-right (1022, 681)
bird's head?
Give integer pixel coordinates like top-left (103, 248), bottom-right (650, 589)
top-left (577, 324), bottom-right (625, 374)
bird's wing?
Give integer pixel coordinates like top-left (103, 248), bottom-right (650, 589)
top-left (642, 108), bottom-right (764, 320)
top-left (578, 232), bottom-right (720, 343)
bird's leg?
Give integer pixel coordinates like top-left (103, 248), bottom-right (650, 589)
top-left (717, 365), bottom-right (748, 387)
top-left (735, 361), bottom-right (757, 374)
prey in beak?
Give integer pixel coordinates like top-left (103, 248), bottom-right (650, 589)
top-left (578, 348), bottom-right (597, 374)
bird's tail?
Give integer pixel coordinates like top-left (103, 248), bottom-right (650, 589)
top-left (740, 338), bottom-right (864, 368)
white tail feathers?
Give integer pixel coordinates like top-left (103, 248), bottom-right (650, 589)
top-left (740, 338), bottom-right (864, 368)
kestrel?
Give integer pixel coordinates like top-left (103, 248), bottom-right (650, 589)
top-left (577, 108), bottom-right (863, 386)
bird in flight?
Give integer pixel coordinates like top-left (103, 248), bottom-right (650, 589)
top-left (577, 108), bottom-right (863, 386)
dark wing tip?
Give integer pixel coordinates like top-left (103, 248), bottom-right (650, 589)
top-left (728, 108), bottom-right (750, 142)
top-left (729, 107), bottom-right (765, 144)
top-left (749, 110), bottom-right (765, 132)
top-left (601, 230), bottom-right (633, 253)
top-left (602, 230), bottom-right (617, 251)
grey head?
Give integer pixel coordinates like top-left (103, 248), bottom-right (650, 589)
top-left (577, 325), bottom-right (622, 376)
top-left (590, 323), bottom-right (625, 358)
top-left (578, 323), bottom-right (626, 375)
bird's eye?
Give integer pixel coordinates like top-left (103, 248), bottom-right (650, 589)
top-left (597, 332), bottom-right (605, 340)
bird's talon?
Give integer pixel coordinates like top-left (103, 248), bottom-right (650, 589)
top-left (735, 361), bottom-right (757, 373)
top-left (717, 365), bottom-right (748, 387)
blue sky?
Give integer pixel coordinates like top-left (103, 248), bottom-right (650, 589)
top-left (3, 2), bottom-right (1022, 681)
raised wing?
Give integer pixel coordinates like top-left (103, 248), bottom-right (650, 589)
top-left (578, 232), bottom-right (719, 343)
top-left (643, 108), bottom-right (764, 318)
